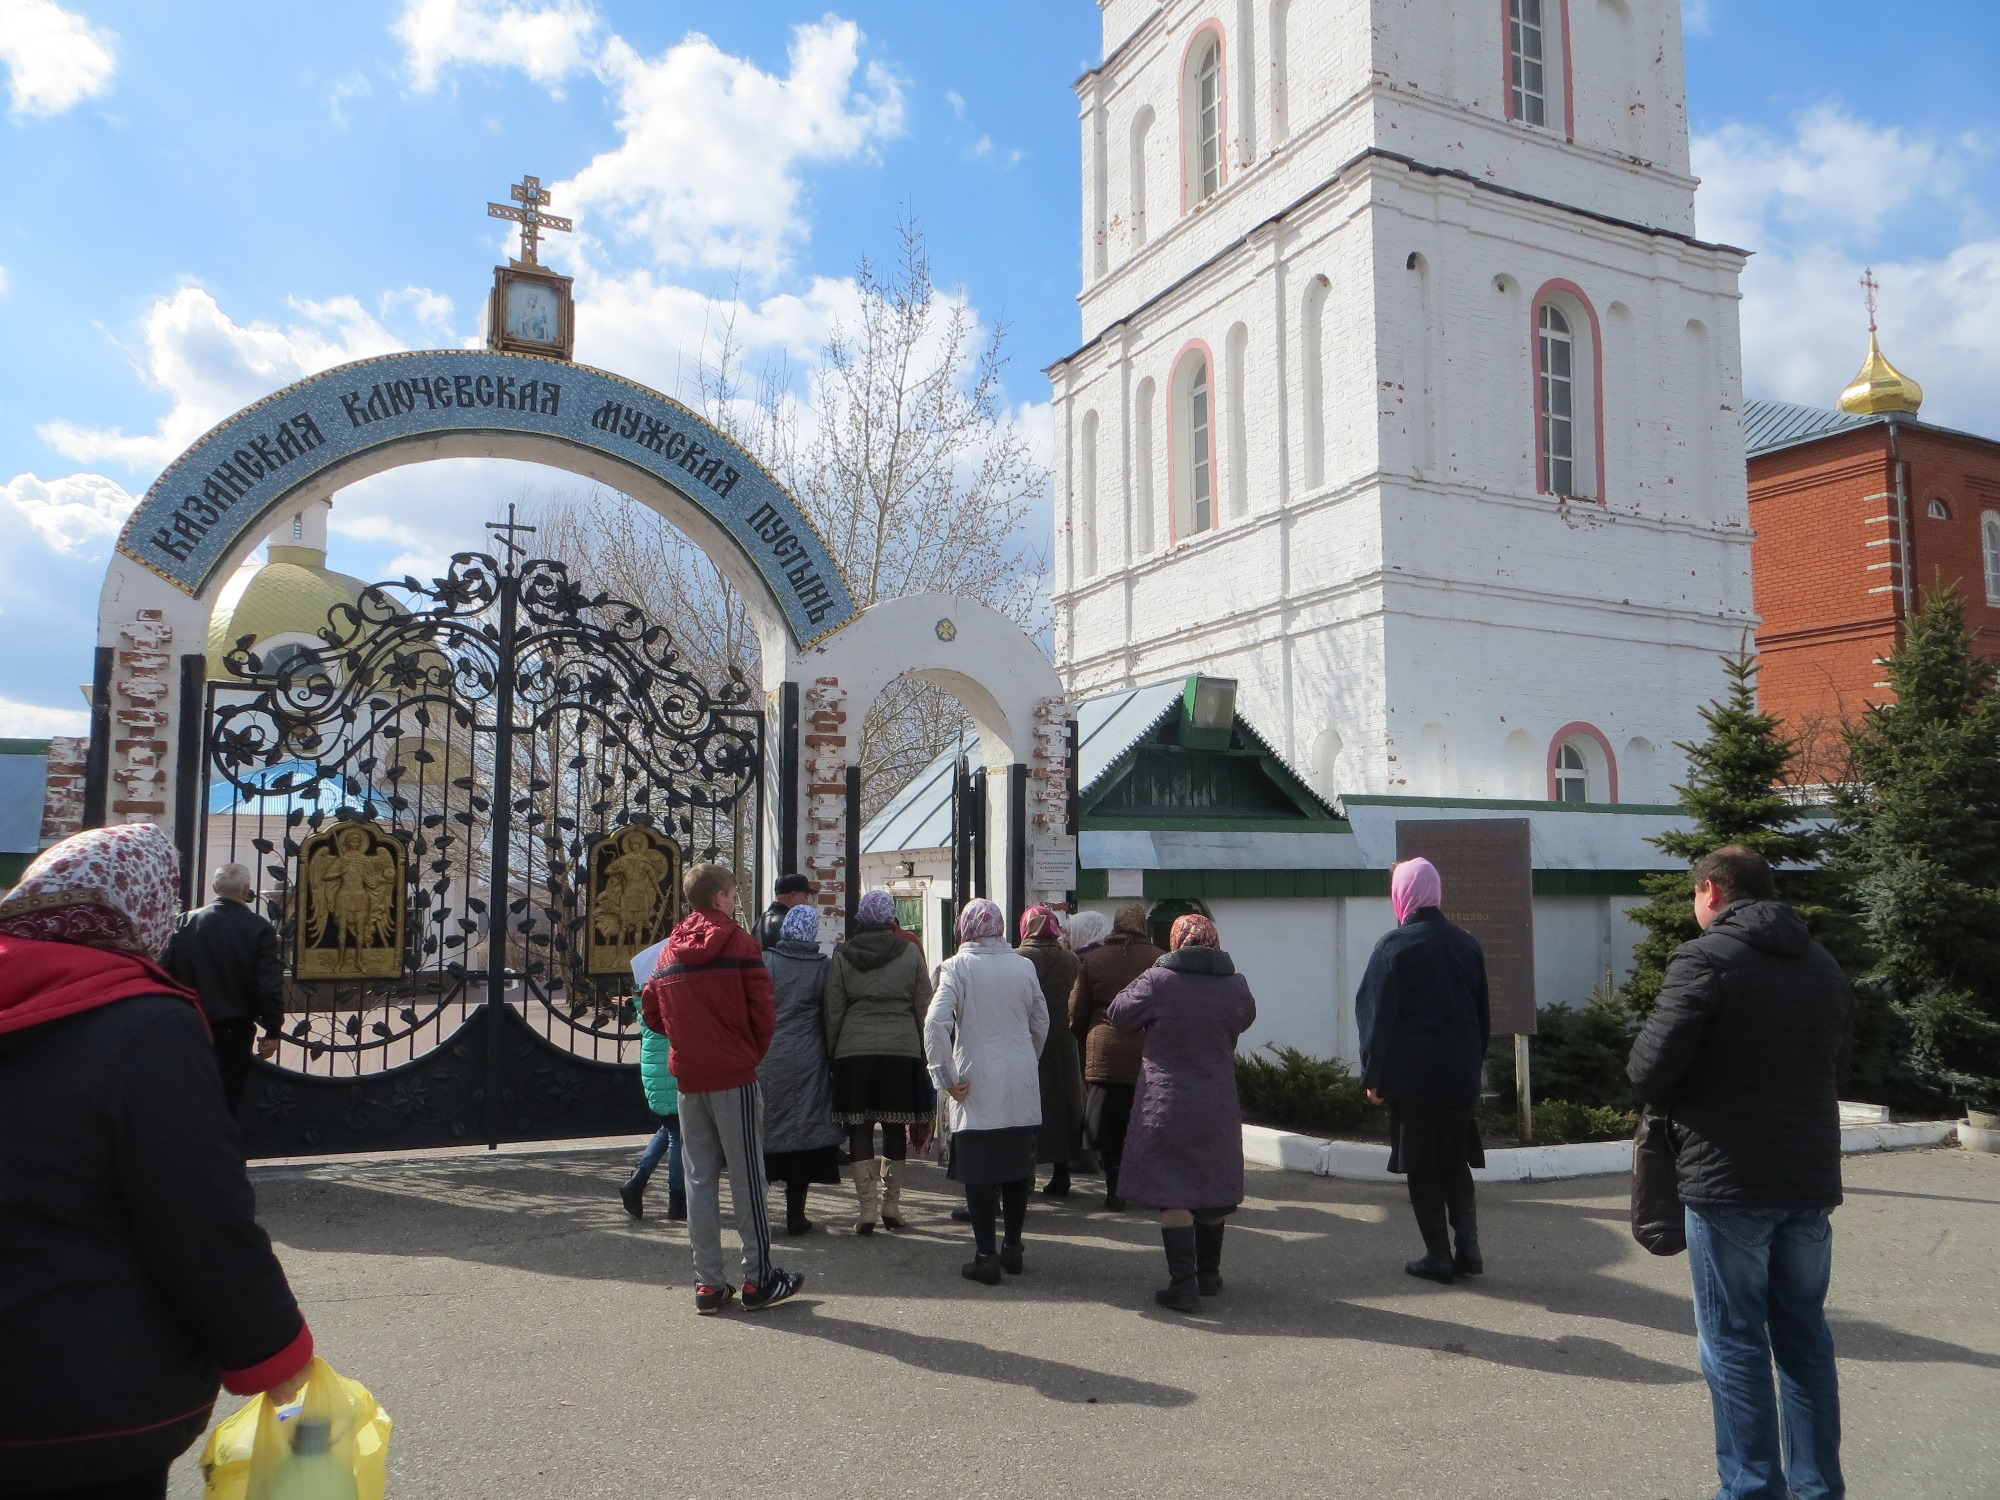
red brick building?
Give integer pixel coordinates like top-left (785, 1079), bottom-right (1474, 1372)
top-left (1747, 339), bottom-right (2000, 782)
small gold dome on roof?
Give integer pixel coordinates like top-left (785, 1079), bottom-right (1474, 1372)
top-left (1838, 331), bottom-right (1924, 416)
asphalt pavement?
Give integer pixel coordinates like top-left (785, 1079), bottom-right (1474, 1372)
top-left (168, 1145), bottom-right (2000, 1499)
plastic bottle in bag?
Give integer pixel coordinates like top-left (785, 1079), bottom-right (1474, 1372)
top-left (253, 1417), bottom-right (359, 1500)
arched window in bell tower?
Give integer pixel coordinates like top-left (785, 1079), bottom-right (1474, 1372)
top-left (1181, 26), bottom-right (1227, 212)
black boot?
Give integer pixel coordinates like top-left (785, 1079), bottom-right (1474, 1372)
top-left (1155, 1226), bottom-right (1200, 1311)
top-left (1194, 1220), bottom-right (1226, 1296)
top-left (1042, 1162), bottom-right (1071, 1198)
top-left (618, 1175), bottom-right (644, 1219)
top-left (1405, 1171), bottom-right (1456, 1284)
top-left (665, 1189), bottom-right (687, 1222)
top-left (785, 1179), bottom-right (814, 1237)
top-left (1447, 1177), bottom-right (1482, 1276)
top-left (1103, 1163), bottom-right (1126, 1212)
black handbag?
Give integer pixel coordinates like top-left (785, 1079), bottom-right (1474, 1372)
top-left (1631, 1105), bottom-right (1686, 1256)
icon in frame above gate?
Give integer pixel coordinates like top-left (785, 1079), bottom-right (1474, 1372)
top-left (114, 349), bottom-right (857, 646)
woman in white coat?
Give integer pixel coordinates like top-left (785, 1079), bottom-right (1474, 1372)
top-left (925, 897), bottom-right (1050, 1284)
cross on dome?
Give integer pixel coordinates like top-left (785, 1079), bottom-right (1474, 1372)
top-left (486, 174), bottom-right (573, 268)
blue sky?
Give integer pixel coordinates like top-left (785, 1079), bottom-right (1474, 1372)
top-left (2, 0), bottom-right (1997, 734)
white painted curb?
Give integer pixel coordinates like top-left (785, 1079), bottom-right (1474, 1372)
top-left (1246, 1119), bottom-right (1962, 1183)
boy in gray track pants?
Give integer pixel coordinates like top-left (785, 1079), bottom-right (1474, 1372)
top-left (640, 861), bottom-right (804, 1314)
top-left (678, 1082), bottom-right (774, 1294)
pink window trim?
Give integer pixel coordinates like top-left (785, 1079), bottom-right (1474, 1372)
top-left (1546, 722), bottom-right (1619, 803)
top-left (1164, 337), bottom-right (1219, 547)
top-left (1499, 0), bottom-right (1574, 141)
top-left (1529, 278), bottom-right (1607, 503)
top-left (1178, 21), bottom-right (1230, 215)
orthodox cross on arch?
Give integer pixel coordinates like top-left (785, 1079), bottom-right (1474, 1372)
top-left (1860, 267), bottom-right (1880, 333)
top-left (487, 174), bottom-right (573, 268)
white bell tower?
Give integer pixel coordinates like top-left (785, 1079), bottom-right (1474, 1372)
top-left (1049, 0), bottom-right (1751, 807)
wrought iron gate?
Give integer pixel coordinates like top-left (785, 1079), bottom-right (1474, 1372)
top-left (200, 514), bottom-right (764, 1156)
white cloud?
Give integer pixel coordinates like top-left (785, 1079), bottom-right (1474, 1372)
top-left (0, 0), bottom-right (115, 118)
top-left (559, 19), bottom-right (904, 278)
top-left (37, 286), bottom-right (438, 472)
top-left (395, 0), bottom-right (601, 92)
top-left (1694, 105), bottom-right (2000, 436)
top-left (944, 89), bottom-right (965, 119)
top-left (0, 265), bottom-right (9, 294)
top-left (0, 470), bottom-right (135, 552)
top-left (0, 695), bottom-right (88, 736)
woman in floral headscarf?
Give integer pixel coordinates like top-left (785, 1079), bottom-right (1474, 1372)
top-left (1355, 857), bottom-right (1491, 1284)
top-left (1108, 911), bottom-right (1257, 1312)
top-left (0, 825), bottom-right (314, 1498)
top-left (924, 898), bottom-right (1048, 1284)
top-left (1016, 904), bottom-right (1085, 1198)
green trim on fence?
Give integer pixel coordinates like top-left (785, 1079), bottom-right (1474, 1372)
top-left (1075, 867), bottom-right (1662, 900)
top-left (1338, 793), bottom-right (1688, 816)
top-left (1082, 815), bottom-right (1354, 834)
top-left (1532, 870), bottom-right (1657, 897)
top-left (0, 739), bottom-right (52, 757)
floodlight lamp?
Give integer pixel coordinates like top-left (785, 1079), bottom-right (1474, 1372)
top-left (1186, 675), bottom-right (1238, 731)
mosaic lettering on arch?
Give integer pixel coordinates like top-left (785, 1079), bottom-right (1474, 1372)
top-left (116, 349), bottom-right (857, 645)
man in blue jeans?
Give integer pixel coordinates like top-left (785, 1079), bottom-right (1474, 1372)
top-left (1629, 846), bottom-right (1854, 1500)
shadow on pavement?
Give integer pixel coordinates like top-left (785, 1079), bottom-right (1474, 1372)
top-left (257, 1149), bottom-right (2000, 1383)
top-left (738, 1303), bottom-right (1198, 1406)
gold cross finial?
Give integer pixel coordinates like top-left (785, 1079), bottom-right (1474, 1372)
top-left (487, 174), bottom-right (573, 268)
top-left (1860, 267), bottom-right (1880, 333)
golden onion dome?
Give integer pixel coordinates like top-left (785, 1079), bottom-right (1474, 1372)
top-left (206, 551), bottom-right (379, 680)
top-left (1838, 332), bottom-right (1924, 416)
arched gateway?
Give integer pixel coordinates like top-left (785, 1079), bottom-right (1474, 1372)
top-left (88, 349), bottom-right (1066, 1156)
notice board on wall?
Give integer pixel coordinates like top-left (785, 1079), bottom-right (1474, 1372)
top-left (1394, 818), bottom-right (1537, 1036)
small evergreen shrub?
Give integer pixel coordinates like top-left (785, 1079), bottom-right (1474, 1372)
top-left (1486, 990), bottom-right (1641, 1110)
top-left (1236, 1046), bottom-right (1378, 1134)
top-left (1532, 1098), bottom-right (1640, 1143)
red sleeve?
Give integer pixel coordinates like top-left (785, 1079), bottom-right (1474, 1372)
top-left (221, 1321), bottom-right (314, 1396)
top-left (641, 976), bottom-right (665, 1034)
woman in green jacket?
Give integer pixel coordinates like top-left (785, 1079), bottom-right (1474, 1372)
top-left (826, 889), bottom-right (934, 1234)
top-left (619, 940), bottom-right (684, 1221)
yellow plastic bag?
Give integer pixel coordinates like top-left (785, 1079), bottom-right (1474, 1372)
top-left (199, 1357), bottom-right (392, 1500)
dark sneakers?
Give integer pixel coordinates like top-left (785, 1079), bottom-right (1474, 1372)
top-left (694, 1284), bottom-right (736, 1315)
top-left (741, 1269), bottom-right (805, 1311)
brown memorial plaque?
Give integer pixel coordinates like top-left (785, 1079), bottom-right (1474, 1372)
top-left (1394, 818), bottom-right (1536, 1036)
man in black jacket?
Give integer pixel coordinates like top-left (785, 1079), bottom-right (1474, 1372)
top-left (756, 872), bottom-right (812, 950)
top-left (1628, 845), bottom-right (1853, 1500)
top-left (163, 863), bottom-right (285, 1112)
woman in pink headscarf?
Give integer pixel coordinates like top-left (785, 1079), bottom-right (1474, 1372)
top-left (0, 825), bottom-right (314, 1497)
top-left (1356, 857), bottom-right (1492, 1284)
top-left (923, 899), bottom-right (1049, 1283)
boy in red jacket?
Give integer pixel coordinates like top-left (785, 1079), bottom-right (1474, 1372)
top-left (641, 861), bottom-right (804, 1314)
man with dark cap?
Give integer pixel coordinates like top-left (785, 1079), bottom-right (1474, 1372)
top-left (1069, 902), bottom-right (1164, 1209)
top-left (757, 873), bottom-right (813, 950)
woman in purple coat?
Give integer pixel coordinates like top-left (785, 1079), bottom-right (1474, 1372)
top-left (1107, 912), bottom-right (1257, 1312)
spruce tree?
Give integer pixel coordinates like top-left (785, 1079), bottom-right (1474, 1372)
top-left (1620, 651), bottom-right (1822, 1016)
top-left (1835, 584), bottom-right (2000, 1112)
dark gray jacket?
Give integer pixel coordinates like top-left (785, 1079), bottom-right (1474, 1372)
top-left (1627, 899), bottom-right (1853, 1210)
top-left (162, 899), bottom-right (285, 1032)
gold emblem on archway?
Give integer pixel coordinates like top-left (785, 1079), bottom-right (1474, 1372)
top-left (586, 825), bottom-right (681, 976)
top-left (297, 821), bottom-right (406, 980)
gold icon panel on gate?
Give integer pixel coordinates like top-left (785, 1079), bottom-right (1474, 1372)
top-left (296, 821), bottom-right (407, 981)
top-left (585, 824), bottom-right (682, 977)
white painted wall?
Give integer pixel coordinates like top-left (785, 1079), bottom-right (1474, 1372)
top-left (1053, 0), bottom-right (1748, 812)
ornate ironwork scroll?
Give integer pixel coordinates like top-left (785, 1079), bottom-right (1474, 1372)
top-left (200, 513), bottom-right (763, 1155)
